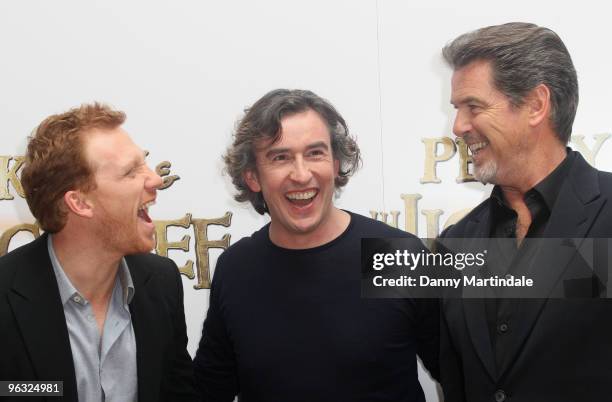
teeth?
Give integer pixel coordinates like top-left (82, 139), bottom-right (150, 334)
top-left (469, 141), bottom-right (488, 154)
top-left (139, 200), bottom-right (156, 212)
top-left (286, 190), bottom-right (317, 200)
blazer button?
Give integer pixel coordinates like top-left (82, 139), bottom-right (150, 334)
top-left (494, 389), bottom-right (506, 402)
top-left (498, 322), bottom-right (509, 334)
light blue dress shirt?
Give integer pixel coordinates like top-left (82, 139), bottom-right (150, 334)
top-left (48, 235), bottom-right (138, 402)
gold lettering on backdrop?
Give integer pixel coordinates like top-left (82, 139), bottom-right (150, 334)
top-left (155, 161), bottom-right (180, 190)
top-left (0, 223), bottom-right (40, 256)
top-left (0, 155), bottom-right (177, 201)
top-left (422, 209), bottom-right (444, 238)
top-left (0, 156), bottom-right (25, 200)
top-left (0, 213), bottom-right (232, 290)
top-left (570, 133), bottom-right (611, 166)
top-left (420, 137), bottom-right (456, 184)
top-left (369, 210), bottom-right (400, 228)
top-left (154, 214), bottom-right (194, 278)
top-left (373, 196), bottom-right (466, 238)
top-left (455, 138), bottom-right (475, 183)
top-left (400, 193), bottom-right (422, 234)
top-left (192, 212), bottom-right (232, 290)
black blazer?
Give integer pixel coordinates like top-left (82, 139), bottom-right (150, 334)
top-left (0, 233), bottom-right (198, 402)
top-left (440, 151), bottom-right (612, 402)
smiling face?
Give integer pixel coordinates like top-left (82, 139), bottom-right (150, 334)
top-left (451, 60), bottom-right (533, 185)
top-left (83, 127), bottom-right (162, 255)
top-left (244, 109), bottom-right (341, 247)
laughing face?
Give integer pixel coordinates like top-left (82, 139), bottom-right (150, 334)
top-left (244, 109), bottom-right (340, 247)
top-left (83, 127), bottom-right (162, 255)
top-left (451, 60), bottom-right (532, 185)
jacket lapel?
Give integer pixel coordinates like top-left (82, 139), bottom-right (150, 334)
top-left (8, 234), bottom-right (78, 402)
top-left (127, 256), bottom-right (163, 402)
top-left (496, 152), bottom-right (606, 378)
top-left (453, 207), bottom-right (499, 381)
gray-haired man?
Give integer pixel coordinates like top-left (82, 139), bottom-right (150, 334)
top-left (440, 22), bottom-right (612, 402)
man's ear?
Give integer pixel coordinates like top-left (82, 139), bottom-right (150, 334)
top-left (527, 83), bottom-right (551, 127)
top-left (243, 169), bottom-right (261, 192)
top-left (63, 190), bottom-right (94, 218)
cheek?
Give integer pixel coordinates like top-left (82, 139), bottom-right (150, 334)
top-left (258, 172), bottom-right (286, 195)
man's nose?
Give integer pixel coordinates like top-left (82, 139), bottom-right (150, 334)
top-left (452, 110), bottom-right (472, 138)
top-left (289, 157), bottom-right (313, 184)
top-left (145, 165), bottom-right (163, 190)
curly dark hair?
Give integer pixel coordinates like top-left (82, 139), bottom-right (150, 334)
top-left (224, 89), bottom-right (361, 215)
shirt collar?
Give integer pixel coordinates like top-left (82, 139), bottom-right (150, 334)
top-left (48, 234), bottom-right (135, 306)
top-left (533, 150), bottom-right (574, 211)
top-left (490, 149), bottom-right (574, 211)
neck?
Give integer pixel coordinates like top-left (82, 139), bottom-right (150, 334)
top-left (51, 229), bottom-right (122, 304)
top-left (269, 207), bottom-right (351, 249)
top-left (501, 144), bottom-right (567, 196)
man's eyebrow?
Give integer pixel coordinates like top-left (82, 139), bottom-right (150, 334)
top-left (264, 147), bottom-right (290, 159)
top-left (305, 141), bottom-right (329, 151)
top-left (451, 96), bottom-right (484, 107)
top-left (123, 154), bottom-right (145, 172)
top-left (263, 141), bottom-right (330, 159)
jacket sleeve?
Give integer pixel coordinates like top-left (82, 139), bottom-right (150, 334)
top-left (440, 303), bottom-right (466, 402)
top-left (193, 254), bottom-right (239, 402)
top-left (166, 260), bottom-right (200, 401)
top-left (436, 227), bottom-right (466, 402)
top-left (415, 297), bottom-right (441, 382)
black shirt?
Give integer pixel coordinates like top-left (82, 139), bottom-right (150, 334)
top-left (194, 212), bottom-right (439, 402)
top-left (489, 150), bottom-right (574, 240)
top-left (485, 151), bottom-right (574, 359)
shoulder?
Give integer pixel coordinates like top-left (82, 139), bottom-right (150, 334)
top-left (125, 253), bottom-right (181, 292)
top-left (0, 235), bottom-right (49, 289)
top-left (596, 169), bottom-right (612, 195)
top-left (439, 199), bottom-right (489, 238)
top-left (217, 225), bottom-right (268, 264)
top-left (126, 252), bottom-right (177, 272)
top-left (210, 225), bottom-right (269, 284)
top-left (0, 234), bottom-right (47, 266)
top-left (347, 211), bottom-right (418, 239)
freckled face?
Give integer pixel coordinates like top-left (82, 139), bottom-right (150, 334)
top-left (84, 127), bottom-right (163, 254)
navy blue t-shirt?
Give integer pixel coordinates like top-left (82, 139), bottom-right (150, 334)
top-left (194, 212), bottom-right (439, 402)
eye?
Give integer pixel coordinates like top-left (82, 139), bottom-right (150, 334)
top-left (125, 162), bottom-right (146, 177)
top-left (307, 149), bottom-right (326, 158)
top-left (271, 153), bottom-right (289, 162)
top-left (467, 104), bottom-right (481, 113)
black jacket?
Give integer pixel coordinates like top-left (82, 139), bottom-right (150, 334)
top-left (440, 151), bottom-right (612, 402)
top-left (0, 233), bottom-right (198, 402)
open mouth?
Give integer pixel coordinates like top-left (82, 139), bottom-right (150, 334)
top-left (468, 141), bottom-right (489, 156)
top-left (137, 200), bottom-right (155, 223)
top-left (285, 189), bottom-right (318, 206)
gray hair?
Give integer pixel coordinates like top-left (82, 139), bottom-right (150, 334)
top-left (442, 22), bottom-right (578, 143)
top-left (224, 88), bottom-right (361, 215)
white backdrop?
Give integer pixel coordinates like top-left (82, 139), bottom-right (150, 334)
top-left (1, 1), bottom-right (611, 400)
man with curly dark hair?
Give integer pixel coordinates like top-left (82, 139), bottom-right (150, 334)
top-left (194, 89), bottom-right (439, 402)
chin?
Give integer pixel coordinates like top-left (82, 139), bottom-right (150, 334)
top-left (124, 236), bottom-right (155, 255)
top-left (473, 160), bottom-right (498, 184)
